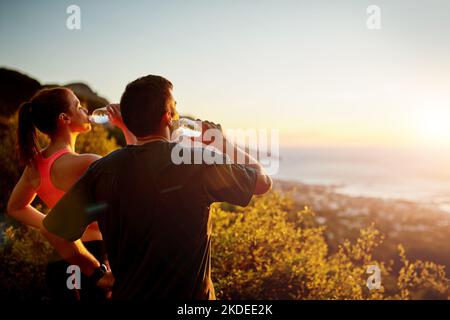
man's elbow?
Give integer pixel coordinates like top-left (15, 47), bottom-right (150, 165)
top-left (254, 175), bottom-right (272, 195)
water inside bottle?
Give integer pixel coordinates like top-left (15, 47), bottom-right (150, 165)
top-left (175, 118), bottom-right (202, 138)
top-left (89, 107), bottom-right (109, 124)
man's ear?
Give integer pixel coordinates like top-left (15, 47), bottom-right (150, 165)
top-left (162, 111), bottom-right (172, 126)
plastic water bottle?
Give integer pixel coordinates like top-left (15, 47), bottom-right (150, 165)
top-left (89, 107), bottom-right (110, 125)
top-left (173, 118), bottom-right (202, 138)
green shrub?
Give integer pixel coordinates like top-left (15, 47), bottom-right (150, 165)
top-left (211, 192), bottom-right (450, 300)
top-left (0, 224), bottom-right (51, 300)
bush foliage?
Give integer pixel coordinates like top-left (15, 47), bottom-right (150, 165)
top-left (211, 193), bottom-right (449, 300)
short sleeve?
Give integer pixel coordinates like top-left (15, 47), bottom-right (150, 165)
top-left (43, 167), bottom-right (101, 241)
top-left (201, 160), bottom-right (258, 207)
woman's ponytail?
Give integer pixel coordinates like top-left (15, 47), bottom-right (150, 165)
top-left (16, 87), bottom-right (73, 165)
top-left (17, 101), bottom-right (39, 165)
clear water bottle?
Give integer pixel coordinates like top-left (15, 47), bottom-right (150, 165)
top-left (89, 107), bottom-right (110, 125)
top-left (173, 118), bottom-right (202, 138)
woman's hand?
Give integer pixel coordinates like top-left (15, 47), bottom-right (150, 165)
top-left (106, 103), bottom-right (137, 145)
top-left (106, 104), bottom-right (126, 129)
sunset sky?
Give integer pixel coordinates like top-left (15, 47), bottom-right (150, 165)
top-left (1, 0), bottom-right (450, 148)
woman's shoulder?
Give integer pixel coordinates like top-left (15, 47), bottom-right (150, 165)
top-left (64, 152), bottom-right (102, 170)
top-left (51, 152), bottom-right (101, 180)
top-left (64, 148), bottom-right (128, 174)
top-left (70, 152), bottom-right (102, 162)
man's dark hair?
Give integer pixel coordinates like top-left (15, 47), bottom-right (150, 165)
top-left (120, 75), bottom-right (173, 137)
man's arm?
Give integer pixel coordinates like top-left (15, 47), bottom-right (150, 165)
top-left (227, 144), bottom-right (272, 195)
top-left (202, 121), bottom-right (272, 195)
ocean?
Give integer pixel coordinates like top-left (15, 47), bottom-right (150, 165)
top-left (273, 147), bottom-right (450, 212)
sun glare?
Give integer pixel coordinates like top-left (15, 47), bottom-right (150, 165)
top-left (414, 105), bottom-right (450, 145)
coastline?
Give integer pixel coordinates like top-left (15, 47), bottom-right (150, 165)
top-left (273, 178), bottom-right (450, 275)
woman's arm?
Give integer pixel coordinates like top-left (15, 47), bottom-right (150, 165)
top-left (107, 104), bottom-right (137, 145)
top-left (40, 227), bottom-right (115, 289)
top-left (7, 167), bottom-right (45, 229)
top-left (120, 126), bottom-right (137, 146)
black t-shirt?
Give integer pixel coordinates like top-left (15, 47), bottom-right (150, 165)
top-left (43, 141), bottom-right (257, 300)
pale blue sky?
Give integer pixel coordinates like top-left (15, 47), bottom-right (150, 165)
top-left (1, 0), bottom-right (450, 147)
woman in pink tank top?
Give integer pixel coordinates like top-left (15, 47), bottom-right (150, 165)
top-left (7, 87), bottom-right (136, 300)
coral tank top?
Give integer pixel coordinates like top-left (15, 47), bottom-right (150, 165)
top-left (35, 148), bottom-right (71, 209)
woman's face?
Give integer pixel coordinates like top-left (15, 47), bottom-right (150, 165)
top-left (66, 91), bottom-right (92, 133)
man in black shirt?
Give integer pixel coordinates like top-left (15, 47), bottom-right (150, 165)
top-left (41, 75), bottom-right (272, 300)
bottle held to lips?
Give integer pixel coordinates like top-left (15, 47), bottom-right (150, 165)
top-left (89, 107), bottom-right (110, 125)
top-left (173, 118), bottom-right (202, 138)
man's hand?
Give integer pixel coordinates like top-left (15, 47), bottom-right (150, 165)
top-left (196, 120), bottom-right (226, 150)
top-left (96, 270), bottom-right (115, 290)
top-left (198, 120), bottom-right (272, 195)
